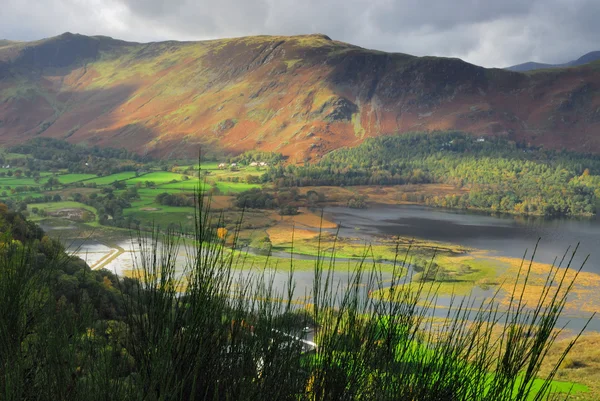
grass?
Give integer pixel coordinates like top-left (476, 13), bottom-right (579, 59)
top-left (159, 180), bottom-right (204, 190)
top-left (124, 205), bottom-right (195, 228)
top-left (284, 59), bottom-right (302, 69)
top-left (135, 187), bottom-right (196, 197)
top-left (82, 171), bottom-right (138, 185)
top-left (271, 234), bottom-right (467, 261)
top-left (56, 173), bottom-right (98, 184)
top-left (352, 110), bottom-right (366, 138)
top-left (0, 192), bottom-right (44, 200)
top-left (220, 250), bottom-right (401, 274)
top-left (126, 172), bottom-right (185, 185)
top-left (26, 201), bottom-right (99, 224)
top-left (411, 255), bottom-right (504, 296)
top-left (537, 333), bottom-right (600, 399)
top-left (213, 181), bottom-right (260, 193)
top-left (0, 177), bottom-right (43, 186)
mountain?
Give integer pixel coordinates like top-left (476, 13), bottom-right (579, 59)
top-left (1, 32), bottom-right (600, 160)
top-left (507, 51), bottom-right (600, 72)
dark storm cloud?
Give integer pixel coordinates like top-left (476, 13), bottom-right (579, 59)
top-left (1, 0), bottom-right (599, 67)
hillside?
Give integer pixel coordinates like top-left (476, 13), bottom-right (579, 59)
top-left (507, 51), bottom-right (600, 72)
top-left (1, 32), bottom-right (600, 160)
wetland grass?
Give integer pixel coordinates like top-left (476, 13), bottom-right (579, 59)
top-left (0, 184), bottom-right (593, 400)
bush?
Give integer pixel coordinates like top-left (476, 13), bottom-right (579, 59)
top-left (155, 192), bottom-right (194, 207)
top-left (235, 188), bottom-right (276, 209)
top-left (250, 235), bottom-right (272, 255)
top-left (561, 357), bottom-right (587, 369)
top-left (347, 195), bottom-right (368, 209)
top-left (279, 205), bottom-right (299, 216)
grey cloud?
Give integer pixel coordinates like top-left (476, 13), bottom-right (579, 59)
top-left (121, 0), bottom-right (270, 36)
top-left (1, 0), bottom-right (599, 67)
top-left (367, 0), bottom-right (534, 33)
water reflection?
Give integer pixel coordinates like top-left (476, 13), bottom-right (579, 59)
top-left (324, 205), bottom-right (600, 273)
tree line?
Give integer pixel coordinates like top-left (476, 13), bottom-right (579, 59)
top-left (261, 131), bottom-right (600, 216)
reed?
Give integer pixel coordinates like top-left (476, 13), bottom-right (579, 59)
top-left (0, 183), bottom-right (592, 400)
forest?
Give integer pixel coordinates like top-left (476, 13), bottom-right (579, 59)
top-left (262, 132), bottom-right (600, 216)
top-left (6, 138), bottom-right (148, 175)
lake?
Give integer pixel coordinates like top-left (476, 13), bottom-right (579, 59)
top-left (58, 205), bottom-right (600, 330)
top-left (323, 205), bottom-right (600, 274)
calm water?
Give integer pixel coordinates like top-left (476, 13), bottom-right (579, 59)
top-left (59, 209), bottom-right (600, 330)
top-left (323, 205), bottom-right (600, 274)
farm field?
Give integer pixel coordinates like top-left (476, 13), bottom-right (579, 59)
top-left (83, 171), bottom-right (139, 185)
top-left (126, 171), bottom-right (185, 185)
top-left (56, 173), bottom-right (98, 184)
top-left (0, 147), bottom-right (270, 233)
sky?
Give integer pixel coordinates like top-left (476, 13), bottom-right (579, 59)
top-left (0, 0), bottom-right (599, 68)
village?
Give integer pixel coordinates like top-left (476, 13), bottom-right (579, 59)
top-left (218, 161), bottom-right (270, 169)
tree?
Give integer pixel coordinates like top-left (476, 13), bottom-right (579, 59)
top-left (216, 227), bottom-right (228, 240)
top-left (250, 235), bottom-right (272, 255)
top-left (279, 205), bottom-right (299, 216)
top-left (347, 195), bottom-right (368, 209)
top-left (306, 190), bottom-right (323, 207)
top-left (246, 175), bottom-right (260, 184)
top-left (43, 177), bottom-right (61, 191)
top-left (112, 181), bottom-right (127, 190)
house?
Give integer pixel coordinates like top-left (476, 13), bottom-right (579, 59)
top-left (218, 163), bottom-right (226, 169)
top-left (249, 162), bottom-right (259, 167)
top-left (259, 162), bottom-right (268, 167)
top-left (476, 138), bottom-right (485, 142)
top-left (230, 163), bottom-right (237, 167)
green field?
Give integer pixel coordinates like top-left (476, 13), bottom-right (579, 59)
top-left (159, 180), bottom-right (204, 190)
top-left (126, 172), bottom-right (184, 185)
top-left (124, 206), bottom-right (196, 228)
top-left (214, 181), bottom-right (260, 193)
top-left (0, 191), bottom-right (44, 199)
top-left (173, 162), bottom-right (219, 171)
top-left (26, 201), bottom-right (99, 225)
top-left (527, 378), bottom-right (588, 399)
top-left (83, 171), bottom-right (139, 185)
top-left (56, 173), bottom-right (98, 184)
top-left (0, 177), bottom-right (43, 186)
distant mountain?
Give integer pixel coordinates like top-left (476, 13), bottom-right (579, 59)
top-left (1, 32), bottom-right (600, 159)
top-left (507, 51), bottom-right (600, 72)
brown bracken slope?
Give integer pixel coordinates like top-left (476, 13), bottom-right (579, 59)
top-left (1, 32), bottom-right (600, 160)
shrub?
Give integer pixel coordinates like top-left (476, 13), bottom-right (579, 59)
top-left (561, 357), bottom-right (587, 369)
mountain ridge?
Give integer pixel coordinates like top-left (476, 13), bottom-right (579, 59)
top-left (507, 51), bottom-right (600, 72)
top-left (1, 32), bottom-right (600, 160)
